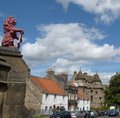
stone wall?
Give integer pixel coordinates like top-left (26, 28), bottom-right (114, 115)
top-left (25, 78), bottom-right (43, 113)
top-left (0, 47), bottom-right (32, 118)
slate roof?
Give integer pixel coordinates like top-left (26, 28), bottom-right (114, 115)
top-left (31, 76), bottom-right (66, 96)
top-left (93, 73), bottom-right (101, 82)
top-left (76, 71), bottom-right (85, 80)
top-left (74, 71), bottom-right (102, 83)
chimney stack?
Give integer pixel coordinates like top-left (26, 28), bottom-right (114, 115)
top-left (47, 68), bottom-right (55, 79)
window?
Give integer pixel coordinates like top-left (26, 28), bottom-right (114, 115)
top-left (71, 94), bottom-right (74, 100)
top-left (63, 96), bottom-right (65, 100)
top-left (45, 106), bottom-right (48, 111)
top-left (99, 97), bottom-right (102, 100)
top-left (45, 94), bottom-right (48, 101)
top-left (87, 99), bottom-right (89, 103)
top-left (69, 93), bottom-right (71, 99)
top-left (54, 95), bottom-right (56, 101)
top-left (74, 94), bottom-right (77, 100)
top-left (95, 91), bottom-right (97, 94)
top-left (49, 106), bottom-right (52, 111)
top-left (91, 95), bottom-right (93, 102)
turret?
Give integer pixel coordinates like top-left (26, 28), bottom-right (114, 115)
top-left (93, 73), bottom-right (101, 82)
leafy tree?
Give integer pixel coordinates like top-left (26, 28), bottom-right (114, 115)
top-left (105, 72), bottom-right (120, 108)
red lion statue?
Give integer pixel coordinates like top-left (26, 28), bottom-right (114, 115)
top-left (2, 16), bottom-right (24, 48)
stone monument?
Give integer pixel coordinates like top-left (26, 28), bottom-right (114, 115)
top-left (0, 16), bottom-right (32, 118)
top-left (2, 16), bottom-right (24, 48)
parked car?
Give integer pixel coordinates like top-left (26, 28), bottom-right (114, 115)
top-left (84, 111), bottom-right (91, 118)
top-left (96, 110), bottom-right (106, 116)
top-left (49, 110), bottom-right (71, 118)
top-left (63, 111), bottom-right (72, 118)
top-left (49, 111), bottom-right (62, 118)
top-left (75, 111), bottom-right (81, 118)
top-left (77, 111), bottom-right (86, 118)
top-left (90, 111), bottom-right (98, 118)
top-left (70, 111), bottom-right (77, 118)
top-left (107, 109), bottom-right (119, 117)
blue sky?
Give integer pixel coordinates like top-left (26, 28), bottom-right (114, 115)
top-left (0, 0), bottom-right (120, 84)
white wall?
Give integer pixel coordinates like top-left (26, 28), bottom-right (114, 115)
top-left (77, 99), bottom-right (90, 111)
top-left (41, 93), bottom-right (68, 111)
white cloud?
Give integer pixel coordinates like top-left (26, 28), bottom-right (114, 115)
top-left (21, 23), bottom-right (120, 83)
top-left (99, 72), bottom-right (115, 84)
top-left (56, 0), bottom-right (120, 24)
top-left (21, 23), bottom-right (107, 65)
top-left (21, 23), bottom-right (120, 65)
top-left (56, 0), bottom-right (70, 12)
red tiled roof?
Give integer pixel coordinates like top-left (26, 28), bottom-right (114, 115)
top-left (31, 76), bottom-right (66, 96)
top-left (77, 89), bottom-right (88, 99)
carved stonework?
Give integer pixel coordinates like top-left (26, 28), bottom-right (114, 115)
top-left (0, 46), bottom-right (32, 118)
top-left (0, 56), bottom-right (10, 118)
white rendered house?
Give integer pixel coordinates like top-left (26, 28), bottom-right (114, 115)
top-left (77, 89), bottom-right (90, 111)
top-left (25, 75), bottom-right (90, 114)
top-left (41, 93), bottom-right (68, 112)
top-left (30, 76), bottom-right (68, 113)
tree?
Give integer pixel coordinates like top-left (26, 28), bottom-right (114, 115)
top-left (105, 72), bottom-right (120, 108)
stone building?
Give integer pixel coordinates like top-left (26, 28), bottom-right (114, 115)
top-left (25, 75), bottom-right (68, 114)
top-left (25, 69), bottom-right (70, 113)
top-left (25, 69), bottom-right (90, 113)
top-left (67, 80), bottom-right (90, 111)
top-left (71, 70), bottom-right (105, 109)
top-left (65, 84), bottom-right (78, 111)
top-left (46, 69), bottom-right (90, 111)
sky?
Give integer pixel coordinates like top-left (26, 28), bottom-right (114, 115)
top-left (0, 0), bottom-right (120, 84)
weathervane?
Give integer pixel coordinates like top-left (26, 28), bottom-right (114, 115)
top-left (1, 16), bottom-right (24, 48)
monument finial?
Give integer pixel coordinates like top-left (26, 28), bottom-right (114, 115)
top-left (1, 16), bottom-right (24, 48)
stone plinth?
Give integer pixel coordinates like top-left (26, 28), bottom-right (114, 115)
top-left (0, 46), bottom-right (32, 118)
